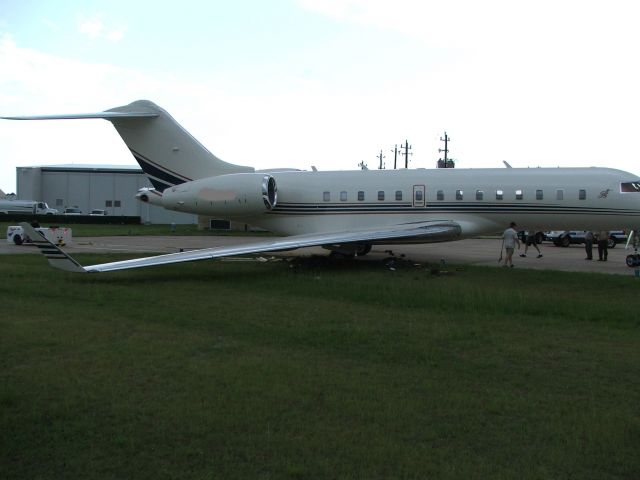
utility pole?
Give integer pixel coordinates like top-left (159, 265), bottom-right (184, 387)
top-left (377, 150), bottom-right (386, 170)
top-left (437, 131), bottom-right (455, 168)
top-left (400, 139), bottom-right (412, 168)
top-left (358, 160), bottom-right (368, 170)
top-left (390, 144), bottom-right (399, 169)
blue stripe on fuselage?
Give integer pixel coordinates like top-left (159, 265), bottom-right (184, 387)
top-left (130, 150), bottom-right (189, 190)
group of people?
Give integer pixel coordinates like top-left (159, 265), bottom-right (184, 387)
top-left (501, 223), bottom-right (610, 268)
top-left (583, 230), bottom-right (610, 261)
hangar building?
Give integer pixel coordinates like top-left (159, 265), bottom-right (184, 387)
top-left (16, 164), bottom-right (197, 224)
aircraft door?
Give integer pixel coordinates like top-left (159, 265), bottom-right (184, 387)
top-left (412, 185), bottom-right (425, 207)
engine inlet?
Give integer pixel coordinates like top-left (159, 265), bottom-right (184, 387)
top-left (262, 175), bottom-right (277, 210)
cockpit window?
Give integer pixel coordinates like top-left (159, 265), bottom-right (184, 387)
top-left (620, 182), bottom-right (640, 193)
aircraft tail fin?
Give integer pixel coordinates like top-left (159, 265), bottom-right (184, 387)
top-left (3, 100), bottom-right (254, 191)
top-left (19, 223), bottom-right (87, 273)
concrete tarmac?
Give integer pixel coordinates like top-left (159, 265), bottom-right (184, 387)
top-left (2, 234), bottom-right (637, 276)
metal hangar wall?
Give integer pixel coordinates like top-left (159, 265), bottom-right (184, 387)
top-left (16, 164), bottom-right (197, 224)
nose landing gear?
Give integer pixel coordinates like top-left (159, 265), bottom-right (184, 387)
top-left (626, 253), bottom-right (640, 268)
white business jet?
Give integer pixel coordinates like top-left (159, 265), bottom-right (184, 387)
top-left (4, 100), bottom-right (640, 273)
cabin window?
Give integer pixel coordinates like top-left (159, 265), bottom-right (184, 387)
top-left (496, 189), bottom-right (503, 200)
top-left (621, 182), bottom-right (640, 193)
top-left (323, 191), bottom-right (330, 202)
top-left (357, 191), bottom-right (365, 201)
top-left (579, 189), bottom-right (586, 200)
top-left (556, 189), bottom-right (564, 200)
top-left (378, 191), bottom-right (385, 201)
top-left (515, 189), bottom-right (523, 200)
top-left (536, 189), bottom-right (543, 200)
top-left (476, 190), bottom-right (484, 201)
top-left (340, 191), bottom-right (347, 201)
top-left (437, 190), bottom-right (444, 201)
top-left (395, 190), bottom-right (403, 201)
top-left (106, 200), bottom-right (113, 207)
top-left (415, 190), bottom-right (423, 201)
top-left (456, 189), bottom-right (463, 200)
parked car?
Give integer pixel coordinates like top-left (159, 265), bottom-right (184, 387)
top-left (89, 209), bottom-right (107, 216)
top-left (63, 207), bottom-right (83, 215)
top-left (545, 230), bottom-right (627, 248)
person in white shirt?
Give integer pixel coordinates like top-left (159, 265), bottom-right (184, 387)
top-left (502, 222), bottom-right (521, 268)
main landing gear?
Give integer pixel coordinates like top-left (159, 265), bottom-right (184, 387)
top-left (625, 230), bottom-right (640, 271)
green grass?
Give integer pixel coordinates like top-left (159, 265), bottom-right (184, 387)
top-left (0, 221), bottom-right (273, 238)
top-left (1, 255), bottom-right (639, 479)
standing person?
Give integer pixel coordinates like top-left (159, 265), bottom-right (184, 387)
top-left (502, 222), bottom-right (521, 268)
top-left (596, 230), bottom-right (609, 261)
top-left (584, 231), bottom-right (594, 260)
top-left (519, 232), bottom-right (543, 258)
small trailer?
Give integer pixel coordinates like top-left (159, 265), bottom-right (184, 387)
top-left (6, 225), bottom-right (73, 246)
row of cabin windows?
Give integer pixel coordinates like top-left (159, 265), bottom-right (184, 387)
top-left (449, 189), bottom-right (585, 201)
top-left (325, 190), bottom-right (405, 202)
top-left (323, 189), bottom-right (587, 202)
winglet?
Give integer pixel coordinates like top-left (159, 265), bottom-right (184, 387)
top-left (19, 223), bottom-right (87, 273)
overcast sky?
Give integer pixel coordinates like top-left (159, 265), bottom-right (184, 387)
top-left (1, 0), bottom-right (639, 193)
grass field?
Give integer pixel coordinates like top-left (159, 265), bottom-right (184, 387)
top-left (1, 253), bottom-right (639, 479)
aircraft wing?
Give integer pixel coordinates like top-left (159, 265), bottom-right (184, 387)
top-left (19, 221), bottom-right (461, 273)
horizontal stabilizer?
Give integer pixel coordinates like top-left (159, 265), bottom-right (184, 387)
top-left (1, 111), bottom-right (158, 121)
top-left (1, 99), bottom-right (253, 186)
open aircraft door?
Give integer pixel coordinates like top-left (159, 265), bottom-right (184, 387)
top-left (412, 185), bottom-right (425, 207)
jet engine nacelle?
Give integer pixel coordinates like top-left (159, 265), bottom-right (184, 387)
top-left (135, 187), bottom-right (164, 206)
top-left (162, 173), bottom-right (278, 217)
